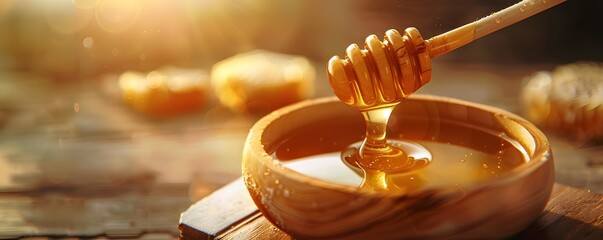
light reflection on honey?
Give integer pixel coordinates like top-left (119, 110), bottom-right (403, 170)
top-left (276, 115), bottom-right (527, 193)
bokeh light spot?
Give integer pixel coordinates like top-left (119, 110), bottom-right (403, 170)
top-left (146, 71), bottom-right (165, 89)
top-left (83, 37), bottom-right (94, 48)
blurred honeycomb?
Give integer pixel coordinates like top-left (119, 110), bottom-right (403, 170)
top-left (211, 50), bottom-right (314, 114)
top-left (521, 62), bottom-right (603, 141)
top-left (118, 67), bottom-right (209, 118)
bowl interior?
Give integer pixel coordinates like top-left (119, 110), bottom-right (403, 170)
top-left (255, 95), bottom-right (550, 193)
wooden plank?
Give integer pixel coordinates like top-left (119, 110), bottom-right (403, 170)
top-left (179, 182), bottom-right (603, 240)
top-left (221, 216), bottom-right (290, 240)
top-left (515, 185), bottom-right (603, 239)
top-left (179, 179), bottom-right (261, 240)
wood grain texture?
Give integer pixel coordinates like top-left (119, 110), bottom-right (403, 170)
top-left (179, 179), bottom-right (261, 240)
top-left (515, 184), bottom-right (603, 239)
top-left (179, 182), bottom-right (603, 240)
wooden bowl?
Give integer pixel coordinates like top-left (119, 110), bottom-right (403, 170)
top-left (242, 95), bottom-right (554, 239)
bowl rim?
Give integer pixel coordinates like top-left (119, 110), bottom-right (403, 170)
top-left (244, 94), bottom-right (552, 196)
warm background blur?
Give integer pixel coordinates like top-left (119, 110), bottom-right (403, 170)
top-left (0, 0), bottom-right (601, 238)
top-left (0, 0), bottom-right (601, 78)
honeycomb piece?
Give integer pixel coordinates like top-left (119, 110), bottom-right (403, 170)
top-left (211, 50), bottom-right (315, 114)
top-left (521, 62), bottom-right (603, 141)
top-left (119, 67), bottom-right (209, 118)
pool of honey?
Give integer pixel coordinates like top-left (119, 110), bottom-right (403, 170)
top-left (271, 112), bottom-right (528, 191)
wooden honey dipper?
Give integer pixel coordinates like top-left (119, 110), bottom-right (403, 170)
top-left (327, 0), bottom-right (566, 109)
top-left (328, 0), bottom-right (566, 178)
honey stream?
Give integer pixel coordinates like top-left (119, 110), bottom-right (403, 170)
top-left (342, 106), bottom-right (430, 191)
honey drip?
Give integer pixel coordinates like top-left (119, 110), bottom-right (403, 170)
top-left (341, 107), bottom-right (430, 191)
top-left (327, 28), bottom-right (432, 192)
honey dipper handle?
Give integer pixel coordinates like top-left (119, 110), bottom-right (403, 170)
top-left (426, 0), bottom-right (566, 59)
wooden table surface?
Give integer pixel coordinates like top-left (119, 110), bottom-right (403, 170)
top-left (179, 180), bottom-right (603, 240)
top-left (1, 63), bottom-right (602, 239)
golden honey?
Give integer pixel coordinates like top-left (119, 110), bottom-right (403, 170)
top-left (271, 106), bottom-right (527, 193)
top-left (326, 29), bottom-right (434, 191)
